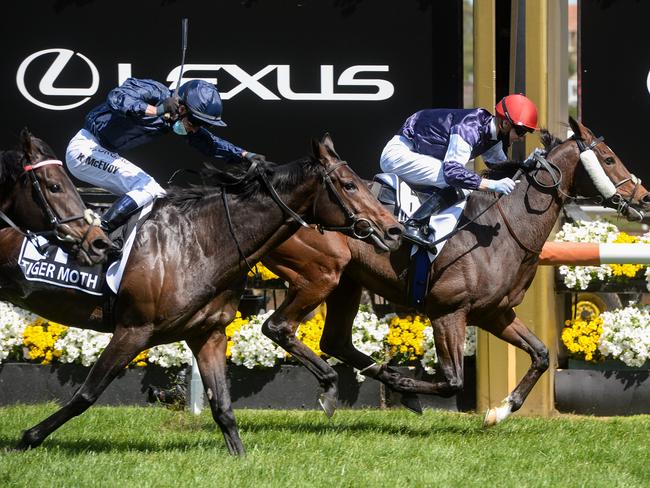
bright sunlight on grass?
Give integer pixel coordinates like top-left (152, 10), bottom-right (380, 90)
top-left (1, 405), bottom-right (649, 487)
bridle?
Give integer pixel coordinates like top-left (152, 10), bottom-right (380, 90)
top-left (220, 158), bottom-right (382, 272)
top-left (0, 159), bottom-right (100, 253)
top-left (427, 132), bottom-right (643, 255)
top-left (255, 160), bottom-right (378, 240)
top-left (496, 134), bottom-right (644, 254)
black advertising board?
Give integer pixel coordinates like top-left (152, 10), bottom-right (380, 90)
top-left (581, 0), bottom-right (650, 185)
top-left (0, 0), bottom-right (461, 185)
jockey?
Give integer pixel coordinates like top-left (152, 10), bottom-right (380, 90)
top-left (65, 78), bottom-right (264, 234)
top-left (379, 93), bottom-right (539, 250)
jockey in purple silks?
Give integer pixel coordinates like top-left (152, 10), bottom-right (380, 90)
top-left (380, 93), bottom-right (540, 250)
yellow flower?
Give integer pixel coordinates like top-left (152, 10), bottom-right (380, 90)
top-left (247, 263), bottom-right (280, 281)
top-left (226, 312), bottom-right (249, 358)
top-left (561, 316), bottom-right (603, 362)
top-left (385, 314), bottom-right (428, 363)
top-left (22, 319), bottom-right (68, 364)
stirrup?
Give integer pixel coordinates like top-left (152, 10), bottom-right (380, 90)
top-left (403, 227), bottom-right (437, 253)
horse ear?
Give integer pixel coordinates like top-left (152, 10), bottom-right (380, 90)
top-left (20, 127), bottom-right (34, 160)
top-left (568, 116), bottom-right (586, 139)
top-left (317, 133), bottom-right (341, 161)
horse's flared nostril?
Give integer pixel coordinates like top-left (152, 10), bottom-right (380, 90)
top-left (91, 238), bottom-right (112, 252)
top-left (388, 226), bottom-right (403, 237)
top-left (641, 194), bottom-right (650, 207)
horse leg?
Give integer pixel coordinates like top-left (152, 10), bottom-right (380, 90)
top-left (186, 329), bottom-right (244, 456)
top-left (320, 274), bottom-right (423, 414)
top-left (261, 284), bottom-right (340, 417)
top-left (16, 325), bottom-right (151, 450)
top-left (355, 310), bottom-right (469, 402)
top-left (481, 310), bottom-right (549, 427)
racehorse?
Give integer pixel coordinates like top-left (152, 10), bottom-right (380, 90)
top-left (255, 117), bottom-right (650, 421)
top-left (10, 134), bottom-right (402, 455)
top-left (0, 128), bottom-right (110, 265)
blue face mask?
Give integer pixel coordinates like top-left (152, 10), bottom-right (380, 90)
top-left (172, 120), bottom-right (188, 136)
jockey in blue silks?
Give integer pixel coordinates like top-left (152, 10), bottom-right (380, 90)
top-left (380, 93), bottom-right (539, 250)
top-left (65, 78), bottom-right (265, 234)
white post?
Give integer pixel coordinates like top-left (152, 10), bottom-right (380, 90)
top-left (189, 355), bottom-right (203, 414)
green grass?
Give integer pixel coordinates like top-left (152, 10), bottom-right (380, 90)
top-left (1, 405), bottom-right (649, 488)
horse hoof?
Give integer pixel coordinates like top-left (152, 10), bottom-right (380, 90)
top-left (483, 400), bottom-right (512, 427)
top-left (400, 393), bottom-right (423, 415)
top-left (483, 408), bottom-right (498, 427)
top-left (319, 393), bottom-right (337, 418)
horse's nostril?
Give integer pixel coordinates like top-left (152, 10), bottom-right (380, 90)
top-left (92, 238), bottom-right (111, 251)
top-left (388, 226), bottom-right (403, 237)
top-left (642, 194), bottom-right (650, 204)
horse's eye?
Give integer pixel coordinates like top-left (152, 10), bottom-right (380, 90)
top-left (604, 156), bottom-right (615, 166)
top-left (48, 184), bottom-right (62, 193)
top-left (343, 182), bottom-right (357, 191)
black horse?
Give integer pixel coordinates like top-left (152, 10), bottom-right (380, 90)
top-left (9, 135), bottom-right (402, 455)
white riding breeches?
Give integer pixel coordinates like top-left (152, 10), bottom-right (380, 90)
top-left (65, 129), bottom-right (166, 207)
top-left (380, 135), bottom-right (448, 188)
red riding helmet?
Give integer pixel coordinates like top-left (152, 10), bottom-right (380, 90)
top-left (494, 94), bottom-right (539, 131)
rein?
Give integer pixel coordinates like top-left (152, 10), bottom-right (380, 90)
top-left (427, 132), bottom-right (640, 254)
top-left (219, 158), bottom-right (380, 271)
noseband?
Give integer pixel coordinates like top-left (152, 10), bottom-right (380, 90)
top-left (0, 159), bottom-right (100, 253)
top-left (528, 136), bottom-right (643, 219)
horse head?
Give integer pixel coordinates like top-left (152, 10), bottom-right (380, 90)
top-left (567, 117), bottom-right (650, 221)
top-left (309, 133), bottom-right (402, 251)
top-left (0, 128), bottom-right (111, 265)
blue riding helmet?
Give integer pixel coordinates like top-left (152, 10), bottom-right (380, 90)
top-left (177, 80), bottom-right (227, 127)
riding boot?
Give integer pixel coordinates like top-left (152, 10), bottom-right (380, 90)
top-left (101, 194), bottom-right (140, 233)
top-left (403, 193), bottom-right (443, 252)
top-left (101, 195), bottom-right (140, 256)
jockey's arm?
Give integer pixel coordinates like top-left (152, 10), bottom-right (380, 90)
top-left (186, 127), bottom-right (245, 162)
top-left (442, 133), bottom-right (482, 190)
top-left (106, 78), bottom-right (170, 118)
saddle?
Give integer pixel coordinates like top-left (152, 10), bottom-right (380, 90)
top-left (369, 173), bottom-right (466, 310)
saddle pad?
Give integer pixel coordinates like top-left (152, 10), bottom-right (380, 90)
top-left (373, 173), bottom-right (471, 258)
top-left (18, 236), bottom-right (104, 296)
top-left (106, 201), bottom-right (154, 294)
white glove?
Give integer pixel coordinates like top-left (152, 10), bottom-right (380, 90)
top-left (487, 177), bottom-right (517, 195)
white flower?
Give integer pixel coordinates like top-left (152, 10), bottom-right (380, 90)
top-left (554, 220), bottom-right (619, 290)
top-left (0, 302), bottom-right (40, 363)
top-left (599, 306), bottom-right (650, 367)
top-left (148, 342), bottom-right (192, 368)
top-left (229, 310), bottom-right (286, 369)
top-left (55, 328), bottom-right (112, 367)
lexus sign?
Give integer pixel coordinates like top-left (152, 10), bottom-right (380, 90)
top-left (16, 49), bottom-right (99, 110)
top-left (0, 1), bottom-right (462, 182)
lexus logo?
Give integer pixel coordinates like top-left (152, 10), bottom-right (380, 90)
top-left (16, 48), bottom-right (99, 111)
top-left (17, 49), bottom-right (394, 111)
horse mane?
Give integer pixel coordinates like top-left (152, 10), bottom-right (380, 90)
top-left (0, 150), bottom-right (24, 188)
top-left (481, 128), bottom-right (564, 180)
top-left (165, 156), bottom-right (320, 213)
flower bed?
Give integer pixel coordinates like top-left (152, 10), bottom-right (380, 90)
top-left (561, 305), bottom-right (650, 368)
top-left (557, 303), bottom-right (650, 415)
top-left (554, 220), bottom-right (650, 291)
top-left (0, 299), bottom-right (477, 408)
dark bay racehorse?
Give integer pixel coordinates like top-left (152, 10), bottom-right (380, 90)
top-left (255, 118), bottom-right (650, 421)
top-left (9, 135), bottom-right (402, 455)
top-left (0, 129), bottom-right (110, 265)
